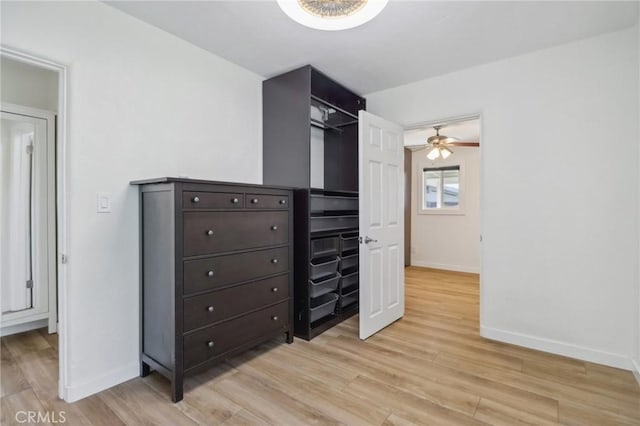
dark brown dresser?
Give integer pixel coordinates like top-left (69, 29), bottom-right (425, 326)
top-left (131, 178), bottom-right (294, 402)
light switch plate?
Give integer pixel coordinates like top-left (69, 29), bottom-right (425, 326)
top-left (97, 192), bottom-right (111, 213)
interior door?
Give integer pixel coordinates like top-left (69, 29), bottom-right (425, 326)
top-left (358, 111), bottom-right (405, 340)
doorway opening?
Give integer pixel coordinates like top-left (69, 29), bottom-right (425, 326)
top-left (403, 116), bottom-right (481, 274)
top-left (1, 47), bottom-right (68, 400)
top-left (402, 116), bottom-right (482, 331)
top-left (1, 103), bottom-right (56, 334)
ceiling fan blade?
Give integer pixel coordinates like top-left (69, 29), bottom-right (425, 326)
top-left (448, 141), bottom-right (480, 147)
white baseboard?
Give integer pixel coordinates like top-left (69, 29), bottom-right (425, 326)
top-left (411, 260), bottom-right (479, 274)
top-left (632, 359), bottom-right (640, 386)
top-left (1, 319), bottom-right (48, 337)
top-left (480, 325), bottom-right (633, 370)
top-left (63, 361), bottom-right (139, 402)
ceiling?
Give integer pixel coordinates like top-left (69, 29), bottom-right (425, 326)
top-left (404, 118), bottom-right (480, 151)
top-left (106, 1), bottom-right (638, 94)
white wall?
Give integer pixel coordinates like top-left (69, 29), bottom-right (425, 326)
top-left (1, 57), bottom-right (58, 111)
top-left (2, 1), bottom-right (263, 401)
top-left (367, 28), bottom-right (639, 369)
top-left (410, 147), bottom-right (480, 273)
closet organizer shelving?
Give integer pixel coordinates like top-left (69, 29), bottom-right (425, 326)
top-left (263, 65), bottom-right (365, 340)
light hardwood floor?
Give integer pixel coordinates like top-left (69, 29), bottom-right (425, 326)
top-left (2, 267), bottom-right (639, 425)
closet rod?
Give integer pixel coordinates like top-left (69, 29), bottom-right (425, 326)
top-left (336, 120), bottom-right (358, 128)
top-left (311, 118), bottom-right (344, 134)
top-left (310, 95), bottom-right (359, 120)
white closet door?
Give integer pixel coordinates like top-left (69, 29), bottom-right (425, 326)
top-left (358, 111), bottom-right (405, 340)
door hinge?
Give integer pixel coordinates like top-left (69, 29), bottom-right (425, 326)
top-left (26, 144), bottom-right (34, 155)
top-left (61, 254), bottom-right (68, 264)
top-left (26, 279), bottom-right (33, 289)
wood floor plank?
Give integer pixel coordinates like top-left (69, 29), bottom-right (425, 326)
top-left (100, 379), bottom-right (198, 425)
top-left (72, 394), bottom-right (127, 426)
top-left (434, 349), bottom-right (639, 419)
top-left (343, 375), bottom-right (487, 426)
top-left (143, 372), bottom-right (242, 425)
top-left (381, 413), bottom-right (421, 426)
top-left (473, 398), bottom-right (558, 426)
top-left (228, 349), bottom-right (390, 425)
top-left (38, 328), bottom-right (59, 352)
top-left (0, 341), bottom-right (30, 397)
top-left (558, 399), bottom-right (640, 426)
top-left (584, 361), bottom-right (640, 392)
top-left (1, 389), bottom-right (52, 426)
top-left (213, 371), bottom-right (341, 425)
top-left (221, 409), bottom-right (270, 425)
top-left (3, 330), bottom-right (50, 358)
top-left (315, 333), bottom-right (557, 422)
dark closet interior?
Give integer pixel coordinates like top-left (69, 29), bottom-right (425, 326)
top-left (263, 65), bottom-right (366, 340)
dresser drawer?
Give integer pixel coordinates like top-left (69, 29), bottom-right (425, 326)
top-left (183, 191), bottom-right (243, 209)
top-left (183, 247), bottom-right (288, 295)
top-left (183, 211), bottom-right (288, 256)
top-left (183, 301), bottom-right (289, 369)
top-left (183, 274), bottom-right (289, 332)
top-left (245, 193), bottom-right (289, 209)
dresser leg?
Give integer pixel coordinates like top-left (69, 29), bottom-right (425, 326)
top-left (286, 331), bottom-right (294, 344)
top-left (172, 375), bottom-right (184, 402)
top-left (141, 360), bottom-right (151, 377)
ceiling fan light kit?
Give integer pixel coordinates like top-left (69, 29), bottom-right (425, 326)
top-left (427, 147), bottom-right (441, 160)
top-left (426, 125), bottom-right (457, 160)
top-left (277, 0), bottom-right (389, 31)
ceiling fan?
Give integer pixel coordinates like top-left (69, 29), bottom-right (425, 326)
top-left (421, 125), bottom-right (480, 160)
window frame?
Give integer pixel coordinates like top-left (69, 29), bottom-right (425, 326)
top-left (418, 161), bottom-right (466, 215)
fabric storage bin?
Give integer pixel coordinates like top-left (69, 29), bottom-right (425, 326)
top-left (310, 293), bottom-right (339, 322)
top-left (339, 289), bottom-right (358, 308)
top-left (341, 272), bottom-right (358, 293)
top-left (309, 258), bottom-right (340, 281)
top-left (340, 253), bottom-right (359, 271)
top-left (310, 195), bottom-right (359, 213)
top-left (310, 237), bottom-right (340, 260)
top-left (309, 273), bottom-right (341, 298)
top-left (310, 216), bottom-right (358, 233)
top-left (341, 236), bottom-right (359, 253)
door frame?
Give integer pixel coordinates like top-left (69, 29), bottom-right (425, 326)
top-left (1, 46), bottom-right (69, 400)
top-left (403, 112), bottom-right (484, 325)
top-left (1, 106), bottom-right (56, 330)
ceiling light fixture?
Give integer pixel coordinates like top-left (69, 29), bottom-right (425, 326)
top-left (277, 0), bottom-right (389, 31)
top-left (426, 126), bottom-right (457, 161)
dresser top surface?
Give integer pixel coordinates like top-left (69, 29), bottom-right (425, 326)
top-left (130, 177), bottom-right (296, 191)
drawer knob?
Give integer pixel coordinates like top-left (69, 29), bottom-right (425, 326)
top-left (271, 258), bottom-right (279, 264)
top-left (251, 198), bottom-right (259, 204)
top-left (271, 225), bottom-right (278, 231)
top-left (272, 316), bottom-right (278, 321)
top-left (192, 196), bottom-right (200, 203)
top-left (271, 287), bottom-right (278, 292)
top-left (279, 199), bottom-right (286, 205)
top-left (207, 341), bottom-right (215, 348)
top-left (207, 306), bottom-right (214, 312)
top-left (206, 270), bottom-right (214, 277)
top-left (206, 229), bottom-right (214, 236)
top-left (231, 197), bottom-right (239, 204)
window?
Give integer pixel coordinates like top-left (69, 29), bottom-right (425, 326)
top-left (422, 165), bottom-right (461, 210)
